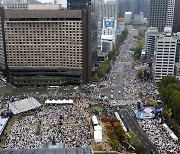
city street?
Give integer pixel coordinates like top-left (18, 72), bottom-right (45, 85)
top-left (101, 30), bottom-right (136, 100)
top-left (118, 108), bottom-right (158, 154)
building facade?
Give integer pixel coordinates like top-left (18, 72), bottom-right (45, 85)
top-left (1, 0), bottom-right (29, 10)
top-left (145, 27), bottom-right (158, 59)
top-left (124, 12), bottom-right (132, 24)
top-left (0, 7), bottom-right (5, 72)
top-left (67, 0), bottom-right (91, 10)
top-left (149, 0), bottom-right (169, 32)
top-left (4, 8), bottom-right (91, 86)
top-left (166, 0), bottom-right (175, 27)
top-left (172, 0), bottom-right (180, 33)
top-left (67, 0), bottom-right (97, 71)
top-left (154, 33), bottom-right (177, 82)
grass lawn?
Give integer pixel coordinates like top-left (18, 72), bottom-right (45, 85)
top-left (91, 105), bottom-right (107, 115)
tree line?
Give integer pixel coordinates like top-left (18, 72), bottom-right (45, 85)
top-left (158, 76), bottom-right (180, 137)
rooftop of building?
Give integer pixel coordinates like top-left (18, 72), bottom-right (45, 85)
top-left (0, 147), bottom-right (93, 154)
top-left (28, 4), bottom-right (62, 10)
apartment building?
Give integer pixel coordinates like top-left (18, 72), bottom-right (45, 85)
top-left (4, 7), bottom-right (91, 86)
top-left (154, 32), bottom-right (177, 82)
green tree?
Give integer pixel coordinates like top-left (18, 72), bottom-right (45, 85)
top-left (161, 107), bottom-right (172, 120)
top-left (108, 139), bottom-right (119, 150)
top-left (139, 29), bottom-right (145, 37)
top-left (147, 98), bottom-right (157, 107)
top-left (137, 69), bottom-right (144, 79)
top-left (93, 74), bottom-right (99, 81)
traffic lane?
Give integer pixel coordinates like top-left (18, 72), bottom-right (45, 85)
top-left (118, 110), bottom-right (158, 154)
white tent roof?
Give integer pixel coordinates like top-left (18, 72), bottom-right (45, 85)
top-left (94, 125), bottom-right (102, 131)
top-left (0, 116), bottom-right (9, 136)
top-left (45, 99), bottom-right (73, 105)
top-left (92, 116), bottom-right (98, 125)
top-left (9, 97), bottom-right (41, 115)
top-left (94, 130), bottom-right (102, 143)
top-left (162, 123), bottom-right (178, 141)
top-left (143, 107), bottom-right (154, 113)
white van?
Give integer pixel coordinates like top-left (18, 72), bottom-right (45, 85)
top-left (111, 95), bottom-right (113, 99)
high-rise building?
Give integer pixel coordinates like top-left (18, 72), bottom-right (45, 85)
top-left (1, 0), bottom-right (29, 10)
top-left (154, 31), bottom-right (177, 82)
top-left (0, 7), bottom-right (6, 73)
top-left (166, 0), bottom-right (175, 27)
top-left (149, 0), bottom-right (176, 32)
top-left (101, 17), bottom-right (116, 52)
top-left (172, 0), bottom-right (180, 33)
top-left (149, 0), bottom-right (169, 32)
top-left (4, 7), bottom-right (92, 86)
top-left (118, 0), bottom-right (150, 18)
top-left (96, 0), bottom-right (117, 47)
top-left (67, 0), bottom-right (97, 71)
top-left (145, 27), bottom-right (159, 59)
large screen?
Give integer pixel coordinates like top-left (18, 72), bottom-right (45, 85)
top-left (104, 20), bottom-right (114, 27)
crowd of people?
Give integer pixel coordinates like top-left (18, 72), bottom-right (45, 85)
top-left (122, 54), bottom-right (157, 102)
top-left (5, 105), bottom-right (91, 149)
top-left (138, 119), bottom-right (180, 153)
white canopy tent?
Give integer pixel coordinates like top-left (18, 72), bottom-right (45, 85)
top-left (162, 123), bottom-right (178, 141)
top-left (94, 125), bottom-right (102, 131)
top-left (94, 130), bottom-right (102, 143)
top-left (92, 116), bottom-right (98, 125)
top-left (45, 99), bottom-right (73, 105)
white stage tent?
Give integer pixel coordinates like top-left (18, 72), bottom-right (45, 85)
top-left (45, 99), bottom-right (73, 105)
top-left (9, 97), bottom-right (41, 115)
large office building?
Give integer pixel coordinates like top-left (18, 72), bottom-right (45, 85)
top-left (118, 0), bottom-right (150, 18)
top-left (172, 0), bottom-right (180, 33)
top-left (1, 0), bottom-right (29, 10)
top-left (0, 7), bottom-right (6, 73)
top-left (149, 0), bottom-right (177, 32)
top-left (95, 0), bottom-right (117, 47)
top-left (67, 0), bottom-right (97, 71)
top-left (154, 31), bottom-right (177, 82)
top-left (149, 0), bottom-right (169, 32)
top-left (101, 17), bottom-right (116, 52)
top-left (4, 7), bottom-right (92, 86)
top-left (145, 27), bottom-right (159, 59)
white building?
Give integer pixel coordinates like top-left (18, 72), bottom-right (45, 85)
top-left (96, 0), bottom-right (118, 47)
top-left (154, 31), bottom-right (177, 82)
top-left (101, 17), bottom-right (116, 52)
top-left (124, 12), bottom-right (132, 24)
top-left (145, 27), bottom-right (159, 59)
top-left (1, 0), bottom-right (29, 10)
